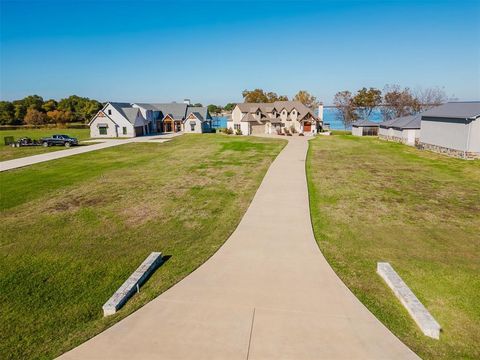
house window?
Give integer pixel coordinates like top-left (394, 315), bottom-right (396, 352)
top-left (99, 127), bottom-right (107, 135)
top-left (234, 124), bottom-right (241, 131)
top-left (108, 109), bottom-right (112, 115)
top-left (190, 121), bottom-right (196, 131)
top-left (123, 127), bottom-right (127, 135)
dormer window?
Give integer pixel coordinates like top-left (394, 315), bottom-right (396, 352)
top-left (108, 109), bottom-right (112, 115)
top-left (257, 110), bottom-right (261, 116)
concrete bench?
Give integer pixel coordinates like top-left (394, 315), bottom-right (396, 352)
top-left (103, 252), bottom-right (163, 316)
top-left (377, 262), bottom-right (441, 339)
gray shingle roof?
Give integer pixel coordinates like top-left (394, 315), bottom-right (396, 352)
top-left (122, 108), bottom-right (140, 124)
top-left (186, 106), bottom-right (210, 122)
top-left (109, 102), bottom-right (133, 120)
top-left (421, 102), bottom-right (480, 120)
top-left (237, 101), bottom-right (316, 120)
top-left (391, 114), bottom-right (422, 129)
top-left (241, 113), bottom-right (259, 122)
top-left (150, 103), bottom-right (188, 120)
top-left (351, 119), bottom-right (379, 127)
top-left (380, 114), bottom-right (422, 130)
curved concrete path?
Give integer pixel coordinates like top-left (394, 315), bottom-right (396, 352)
top-left (60, 137), bottom-right (418, 359)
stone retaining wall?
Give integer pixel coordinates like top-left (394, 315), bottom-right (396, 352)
top-left (379, 134), bottom-right (404, 143)
top-left (417, 142), bottom-right (480, 160)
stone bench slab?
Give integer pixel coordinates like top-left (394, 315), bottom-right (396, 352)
top-left (377, 262), bottom-right (441, 339)
top-left (103, 252), bottom-right (163, 316)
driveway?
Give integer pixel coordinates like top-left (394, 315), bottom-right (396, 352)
top-left (59, 136), bottom-right (418, 359)
top-left (0, 133), bottom-right (180, 172)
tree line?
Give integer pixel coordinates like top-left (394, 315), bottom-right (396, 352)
top-left (0, 95), bottom-right (103, 126)
top-left (333, 85), bottom-right (449, 128)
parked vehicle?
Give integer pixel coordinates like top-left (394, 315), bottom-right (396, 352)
top-left (41, 134), bottom-right (78, 147)
top-left (11, 137), bottom-right (41, 147)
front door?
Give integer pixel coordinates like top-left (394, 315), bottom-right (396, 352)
top-left (303, 122), bottom-right (311, 132)
top-left (165, 122), bottom-right (172, 132)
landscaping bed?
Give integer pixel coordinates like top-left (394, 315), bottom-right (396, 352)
top-left (307, 135), bottom-right (480, 359)
top-left (0, 134), bottom-right (286, 359)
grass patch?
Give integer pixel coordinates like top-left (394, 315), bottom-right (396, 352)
top-left (0, 128), bottom-right (90, 161)
top-left (0, 134), bottom-right (286, 359)
top-left (306, 135), bottom-right (480, 359)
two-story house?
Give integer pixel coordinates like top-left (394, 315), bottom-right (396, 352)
top-left (227, 101), bottom-right (322, 135)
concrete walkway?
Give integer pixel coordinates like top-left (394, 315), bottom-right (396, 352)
top-left (60, 137), bottom-right (418, 359)
top-left (0, 133), bottom-right (180, 172)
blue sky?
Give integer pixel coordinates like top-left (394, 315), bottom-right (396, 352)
top-left (1, 0), bottom-right (479, 105)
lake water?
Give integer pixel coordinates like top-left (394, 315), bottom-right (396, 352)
top-left (323, 108), bottom-right (383, 130)
top-left (213, 109), bottom-right (384, 131)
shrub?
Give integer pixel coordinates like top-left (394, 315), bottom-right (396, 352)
top-left (225, 128), bottom-right (234, 135)
top-left (235, 128), bottom-right (243, 135)
top-left (299, 133), bottom-right (304, 136)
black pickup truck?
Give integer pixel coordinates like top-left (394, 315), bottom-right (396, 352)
top-left (41, 134), bottom-right (79, 147)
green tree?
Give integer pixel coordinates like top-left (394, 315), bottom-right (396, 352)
top-left (0, 101), bottom-right (16, 125)
top-left (223, 103), bottom-right (236, 112)
top-left (193, 103), bottom-right (203, 107)
top-left (352, 87), bottom-right (382, 119)
top-left (22, 95), bottom-right (44, 111)
top-left (42, 99), bottom-right (58, 112)
top-left (333, 90), bottom-right (358, 130)
top-left (294, 90), bottom-right (319, 108)
top-left (207, 104), bottom-right (222, 114)
top-left (13, 101), bottom-right (27, 122)
top-left (242, 89), bottom-right (288, 103)
top-left (58, 95), bottom-right (102, 123)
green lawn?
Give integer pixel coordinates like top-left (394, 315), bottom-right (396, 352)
top-left (0, 134), bottom-right (286, 359)
top-left (0, 128), bottom-right (91, 161)
top-left (307, 135), bottom-right (480, 359)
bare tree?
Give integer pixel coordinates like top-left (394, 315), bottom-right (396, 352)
top-left (414, 86), bottom-right (449, 111)
top-left (333, 91), bottom-right (358, 130)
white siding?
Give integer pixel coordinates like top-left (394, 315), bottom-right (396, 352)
top-left (184, 116), bottom-right (203, 133)
top-left (420, 118), bottom-right (470, 151)
top-left (352, 126), bottom-right (363, 136)
top-left (90, 116), bottom-right (119, 138)
top-left (468, 118), bottom-right (480, 153)
top-left (90, 104), bottom-right (137, 138)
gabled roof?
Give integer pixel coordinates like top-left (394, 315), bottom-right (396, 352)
top-left (122, 108), bottom-right (141, 124)
top-left (351, 119), bottom-right (379, 127)
top-left (109, 102), bottom-right (133, 120)
top-left (150, 103), bottom-right (188, 120)
top-left (186, 106), bottom-right (210, 122)
top-left (133, 103), bottom-right (158, 111)
top-left (390, 114), bottom-right (422, 130)
top-left (379, 118), bottom-right (399, 128)
top-left (241, 113), bottom-right (260, 122)
top-left (421, 101), bottom-right (480, 120)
